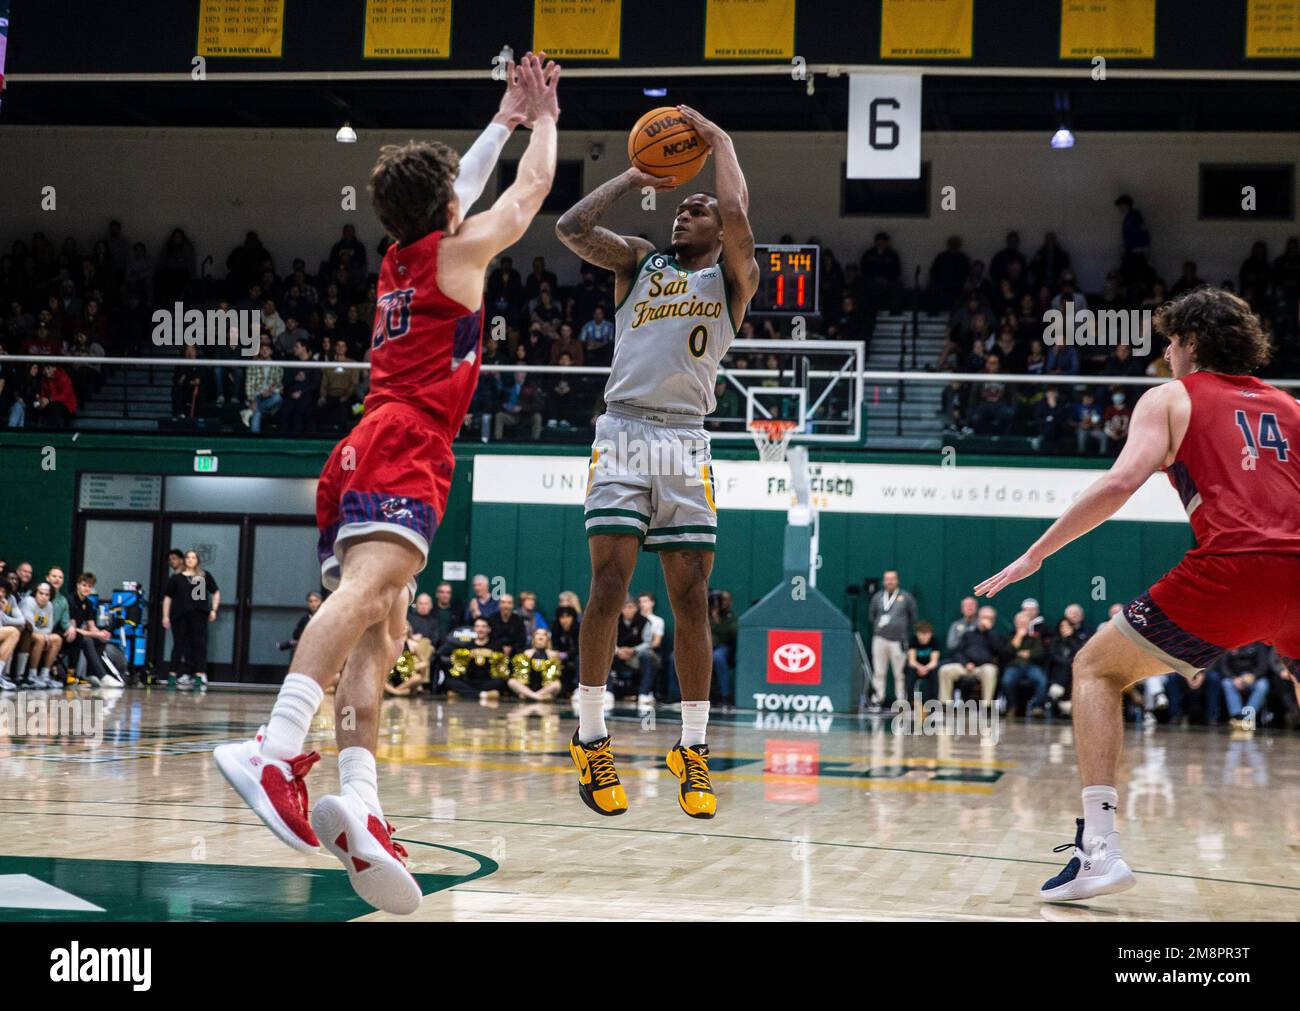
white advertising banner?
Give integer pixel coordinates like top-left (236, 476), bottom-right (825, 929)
top-left (472, 456), bottom-right (1188, 524)
top-left (847, 73), bottom-right (922, 180)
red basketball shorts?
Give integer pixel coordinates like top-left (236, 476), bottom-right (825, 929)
top-left (1114, 552), bottom-right (1300, 678)
top-left (316, 401), bottom-right (454, 599)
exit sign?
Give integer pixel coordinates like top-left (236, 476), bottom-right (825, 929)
top-left (194, 454), bottom-right (219, 474)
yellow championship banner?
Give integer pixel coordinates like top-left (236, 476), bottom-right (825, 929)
top-left (1246, 0), bottom-right (1300, 57)
top-left (364, 0), bottom-right (453, 59)
top-left (533, 0), bottom-right (621, 60)
top-left (197, 0), bottom-right (284, 58)
top-left (881, 0), bottom-right (973, 60)
top-left (1059, 0), bottom-right (1156, 59)
top-left (704, 0), bottom-right (795, 60)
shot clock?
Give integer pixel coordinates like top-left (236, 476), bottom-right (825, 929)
top-left (753, 244), bottom-right (820, 315)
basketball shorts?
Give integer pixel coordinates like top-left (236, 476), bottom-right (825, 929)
top-left (1112, 552), bottom-right (1300, 678)
top-left (584, 404), bottom-right (717, 553)
top-left (316, 401), bottom-right (453, 600)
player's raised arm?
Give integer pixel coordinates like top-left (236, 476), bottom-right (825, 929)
top-left (445, 54), bottom-right (560, 279)
top-left (676, 105), bottom-right (759, 305)
top-left (555, 168), bottom-right (668, 282)
top-left (974, 384), bottom-right (1178, 598)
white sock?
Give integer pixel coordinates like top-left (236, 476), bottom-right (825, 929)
top-left (39, 667), bottom-right (50, 678)
top-left (14, 654), bottom-right (28, 678)
top-left (261, 673), bottom-right (325, 759)
top-left (0, 660), bottom-right (7, 677)
top-left (1082, 785), bottom-right (1119, 847)
top-left (577, 683), bottom-right (608, 743)
top-left (681, 700), bottom-right (710, 748)
top-left (338, 746), bottom-right (383, 820)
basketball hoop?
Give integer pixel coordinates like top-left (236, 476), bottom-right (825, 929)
top-left (749, 418), bottom-right (796, 463)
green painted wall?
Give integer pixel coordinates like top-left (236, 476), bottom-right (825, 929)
top-left (1, 432), bottom-right (1192, 633)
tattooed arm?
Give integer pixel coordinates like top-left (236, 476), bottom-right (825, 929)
top-left (556, 168), bottom-right (674, 300)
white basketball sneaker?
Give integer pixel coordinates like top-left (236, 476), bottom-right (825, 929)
top-left (214, 727), bottom-right (322, 854)
top-left (311, 793), bottom-right (422, 916)
top-left (1040, 818), bottom-right (1136, 901)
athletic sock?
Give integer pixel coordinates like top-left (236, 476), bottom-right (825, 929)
top-left (577, 683), bottom-right (608, 743)
top-left (0, 660), bottom-right (7, 678)
top-left (1082, 785), bottom-right (1119, 847)
top-left (681, 700), bottom-right (710, 748)
top-left (261, 672), bottom-right (325, 760)
top-left (338, 746), bottom-right (383, 820)
top-left (39, 667), bottom-right (50, 679)
top-left (14, 654), bottom-right (28, 679)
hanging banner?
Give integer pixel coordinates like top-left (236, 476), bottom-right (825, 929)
top-left (197, 0), bottom-right (285, 58)
top-left (1059, 0), bottom-right (1156, 59)
top-left (704, 0), bottom-right (795, 59)
top-left (847, 73), bottom-right (922, 179)
top-left (1246, 0), bottom-right (1300, 57)
top-left (533, 0), bottom-right (621, 60)
top-left (880, 0), bottom-right (973, 60)
top-left (364, 0), bottom-right (453, 59)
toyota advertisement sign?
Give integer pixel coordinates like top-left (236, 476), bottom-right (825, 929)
top-left (766, 630), bottom-right (822, 685)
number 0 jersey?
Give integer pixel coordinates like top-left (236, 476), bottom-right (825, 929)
top-left (605, 251), bottom-right (736, 416)
top-left (1165, 370), bottom-right (1300, 556)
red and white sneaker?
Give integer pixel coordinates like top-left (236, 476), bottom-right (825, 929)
top-left (213, 726), bottom-right (321, 854)
top-left (311, 793), bottom-right (422, 915)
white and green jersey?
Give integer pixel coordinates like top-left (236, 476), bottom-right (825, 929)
top-left (605, 251), bottom-right (737, 417)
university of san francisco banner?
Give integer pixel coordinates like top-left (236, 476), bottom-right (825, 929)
top-left (533, 0), bottom-right (621, 60)
top-left (705, 0), bottom-right (795, 59)
top-left (1246, 0), bottom-right (1300, 58)
top-left (472, 456), bottom-right (1189, 524)
top-left (197, 0), bottom-right (285, 58)
top-left (364, 0), bottom-right (453, 59)
top-left (1059, 0), bottom-right (1156, 59)
top-left (880, 0), bottom-right (974, 60)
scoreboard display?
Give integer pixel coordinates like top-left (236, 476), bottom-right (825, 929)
top-left (753, 244), bottom-right (820, 315)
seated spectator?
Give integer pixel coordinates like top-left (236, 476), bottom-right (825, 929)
top-left (928, 235), bottom-right (970, 312)
top-left (1102, 343), bottom-right (1146, 377)
top-left (1070, 390), bottom-right (1106, 455)
top-left (1217, 643), bottom-right (1273, 732)
top-left (551, 605), bottom-right (581, 695)
top-left (493, 370), bottom-right (544, 441)
top-left (1168, 260), bottom-right (1203, 298)
top-left (242, 338), bottom-right (284, 432)
top-left (1102, 390), bottom-right (1133, 454)
top-left (425, 582), bottom-right (459, 639)
top-left (318, 342), bottom-right (359, 432)
top-left (1028, 231), bottom-right (1071, 291)
top-left (281, 591), bottom-right (322, 653)
top-left (464, 574), bottom-right (499, 623)
top-left (385, 623), bottom-right (435, 697)
top-left (860, 231), bottom-right (901, 311)
top-left (969, 354), bottom-right (1015, 435)
top-left (444, 618), bottom-right (507, 701)
top-left (938, 605), bottom-right (1004, 703)
top-left (1046, 617), bottom-right (1085, 715)
top-left (609, 597), bottom-right (648, 700)
top-left (65, 572), bottom-right (122, 687)
top-left (19, 581), bottom-right (64, 687)
top-left (280, 338), bottom-right (320, 433)
top-left (487, 593), bottom-right (527, 657)
top-left (580, 305), bottom-right (615, 366)
top-left (549, 321), bottom-right (584, 366)
top-left (68, 330), bottom-right (106, 406)
top-left (517, 591), bottom-right (549, 640)
top-left (1031, 386), bottom-right (1069, 452)
top-left (992, 325), bottom-right (1025, 372)
top-left (1000, 609), bottom-right (1048, 715)
top-left (1045, 342), bottom-right (1080, 375)
top-left (507, 627), bottom-right (564, 702)
top-left (635, 592), bottom-right (666, 705)
top-left (906, 620), bottom-right (940, 702)
top-left (945, 596), bottom-right (978, 651)
top-left (0, 583), bottom-right (28, 689)
top-left (34, 364), bottom-right (77, 429)
top-left (710, 590), bottom-right (737, 705)
top-left (1062, 603), bottom-right (1094, 643)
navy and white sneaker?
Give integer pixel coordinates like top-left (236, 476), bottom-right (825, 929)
top-left (1040, 818), bottom-right (1136, 901)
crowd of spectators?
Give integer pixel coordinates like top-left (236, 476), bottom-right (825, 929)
top-left (864, 569), bottom-right (1300, 732)
top-left (3, 208), bottom-right (1296, 448)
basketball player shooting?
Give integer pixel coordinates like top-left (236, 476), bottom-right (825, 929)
top-left (555, 106), bottom-right (758, 820)
top-left (215, 53), bottom-right (561, 915)
top-left (975, 288), bottom-right (1300, 901)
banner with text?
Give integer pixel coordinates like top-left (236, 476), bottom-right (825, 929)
top-left (704, 0), bottom-right (795, 59)
top-left (472, 456), bottom-right (1188, 524)
top-left (197, 0), bottom-right (285, 58)
top-left (1059, 0), bottom-right (1155, 59)
top-left (880, 0), bottom-right (973, 60)
top-left (1247, 0), bottom-right (1300, 58)
top-left (364, 0), bottom-right (453, 59)
top-left (533, 0), bottom-right (621, 60)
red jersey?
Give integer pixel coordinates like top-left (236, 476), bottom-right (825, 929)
top-left (366, 230), bottom-right (483, 441)
top-left (1165, 371), bottom-right (1300, 556)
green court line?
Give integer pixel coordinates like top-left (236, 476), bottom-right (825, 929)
top-left (3, 802), bottom-right (1295, 896)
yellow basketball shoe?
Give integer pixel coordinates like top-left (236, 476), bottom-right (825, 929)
top-left (569, 731), bottom-right (628, 816)
top-left (665, 741), bottom-right (717, 819)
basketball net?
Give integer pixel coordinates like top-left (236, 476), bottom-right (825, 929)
top-left (749, 418), bottom-right (796, 463)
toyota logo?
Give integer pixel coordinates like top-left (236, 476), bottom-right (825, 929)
top-left (772, 642), bottom-right (817, 674)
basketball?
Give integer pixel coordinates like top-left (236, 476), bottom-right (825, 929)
top-left (628, 106), bottom-right (708, 185)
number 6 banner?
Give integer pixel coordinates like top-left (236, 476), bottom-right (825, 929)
top-left (847, 73), bottom-right (921, 180)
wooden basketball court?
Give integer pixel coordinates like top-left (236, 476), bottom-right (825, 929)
top-left (1, 688), bottom-right (1296, 921)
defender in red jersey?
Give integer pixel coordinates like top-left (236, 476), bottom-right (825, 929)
top-left (976, 287), bottom-right (1299, 903)
top-left (215, 53), bottom-right (562, 915)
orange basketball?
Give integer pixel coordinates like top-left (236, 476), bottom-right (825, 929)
top-left (627, 107), bottom-right (709, 185)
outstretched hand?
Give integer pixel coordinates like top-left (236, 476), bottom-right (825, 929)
top-left (676, 104), bottom-right (726, 148)
top-left (973, 552), bottom-right (1041, 600)
top-left (515, 51), bottom-right (561, 127)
